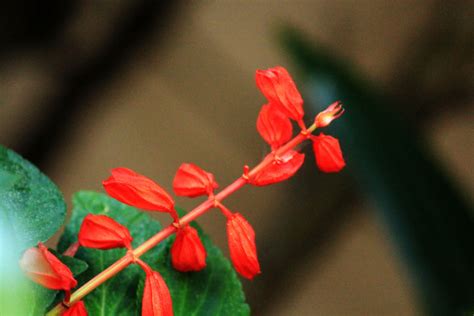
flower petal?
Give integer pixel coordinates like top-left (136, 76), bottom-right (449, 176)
top-left (79, 214), bottom-right (133, 250)
top-left (19, 243), bottom-right (77, 291)
top-left (312, 133), bottom-right (346, 173)
top-left (62, 301), bottom-right (88, 316)
top-left (250, 150), bottom-right (305, 186)
top-left (226, 213), bottom-right (261, 280)
top-left (255, 66), bottom-right (304, 122)
top-left (103, 167), bottom-right (174, 213)
top-left (256, 103), bottom-right (293, 150)
top-left (171, 225), bottom-right (206, 272)
top-left (173, 163), bottom-right (218, 198)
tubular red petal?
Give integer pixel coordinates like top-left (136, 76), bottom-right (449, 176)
top-left (255, 66), bottom-right (304, 121)
top-left (62, 301), bottom-right (88, 316)
top-left (250, 150), bottom-right (305, 186)
top-left (19, 243), bottom-right (77, 291)
top-left (103, 167), bottom-right (174, 213)
top-left (141, 268), bottom-right (173, 316)
top-left (172, 163), bottom-right (218, 198)
top-left (171, 225), bottom-right (206, 272)
top-left (256, 103), bottom-right (293, 150)
top-left (312, 133), bottom-right (346, 173)
top-left (226, 213), bottom-right (261, 280)
top-left (314, 101), bottom-right (345, 128)
top-left (78, 214), bottom-right (133, 250)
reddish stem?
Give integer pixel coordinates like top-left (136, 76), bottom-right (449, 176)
top-left (46, 123), bottom-right (317, 316)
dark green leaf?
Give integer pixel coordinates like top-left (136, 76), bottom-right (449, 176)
top-left (57, 191), bottom-right (249, 316)
top-left (0, 145), bottom-right (66, 253)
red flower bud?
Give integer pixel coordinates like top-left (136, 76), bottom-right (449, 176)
top-left (19, 243), bottom-right (77, 291)
top-left (312, 133), bottom-right (346, 173)
top-left (255, 66), bottom-right (304, 122)
top-left (62, 301), bottom-right (88, 316)
top-left (250, 150), bottom-right (305, 186)
top-left (256, 103), bottom-right (293, 150)
top-left (226, 213), bottom-right (261, 280)
top-left (140, 263), bottom-right (173, 316)
top-left (314, 101), bottom-right (344, 128)
top-left (171, 225), bottom-right (206, 272)
top-left (173, 163), bottom-right (218, 198)
top-left (78, 214), bottom-right (133, 250)
top-left (103, 167), bottom-right (174, 213)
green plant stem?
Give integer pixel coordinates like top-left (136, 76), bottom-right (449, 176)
top-left (46, 123), bottom-right (317, 316)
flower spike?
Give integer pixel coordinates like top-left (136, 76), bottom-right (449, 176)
top-left (173, 163), bottom-right (218, 198)
top-left (19, 243), bottom-right (77, 291)
top-left (226, 213), bottom-right (261, 280)
top-left (171, 225), bottom-right (207, 272)
top-left (250, 150), bottom-right (305, 186)
top-left (255, 66), bottom-right (305, 126)
top-left (256, 103), bottom-right (293, 150)
top-left (314, 101), bottom-right (344, 128)
top-left (103, 167), bottom-right (177, 221)
top-left (62, 301), bottom-right (88, 316)
top-left (312, 133), bottom-right (346, 173)
top-left (79, 214), bottom-right (133, 250)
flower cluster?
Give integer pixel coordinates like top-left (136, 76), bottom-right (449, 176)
top-left (20, 66), bottom-right (345, 316)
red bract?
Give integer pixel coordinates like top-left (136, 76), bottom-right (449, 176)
top-left (255, 66), bottom-right (304, 123)
top-left (62, 301), bottom-right (88, 316)
top-left (171, 225), bottom-right (206, 272)
top-left (312, 133), bottom-right (346, 173)
top-left (140, 263), bottom-right (173, 316)
top-left (19, 243), bottom-right (77, 291)
top-left (314, 101), bottom-right (344, 128)
top-left (103, 167), bottom-right (174, 213)
top-left (173, 163), bottom-right (218, 198)
top-left (226, 213), bottom-right (261, 280)
top-left (256, 103), bottom-right (293, 150)
top-left (78, 214), bottom-right (133, 250)
top-left (250, 150), bottom-right (305, 186)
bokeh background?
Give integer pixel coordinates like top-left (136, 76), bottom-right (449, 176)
top-left (1, 1), bottom-right (473, 315)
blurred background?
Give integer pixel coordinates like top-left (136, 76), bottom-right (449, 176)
top-left (0, 1), bottom-right (473, 315)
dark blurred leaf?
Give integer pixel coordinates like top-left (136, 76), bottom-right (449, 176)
top-left (280, 28), bottom-right (474, 315)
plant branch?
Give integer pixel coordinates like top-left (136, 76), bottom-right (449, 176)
top-left (46, 123), bottom-right (317, 315)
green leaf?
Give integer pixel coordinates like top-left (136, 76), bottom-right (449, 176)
top-left (57, 191), bottom-right (249, 316)
top-left (0, 145), bottom-right (66, 253)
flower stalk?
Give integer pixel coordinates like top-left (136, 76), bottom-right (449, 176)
top-left (38, 66), bottom-right (347, 315)
top-left (46, 122), bottom-right (317, 316)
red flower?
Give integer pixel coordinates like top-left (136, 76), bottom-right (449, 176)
top-left (19, 243), bottom-right (77, 291)
top-left (78, 214), bottom-right (133, 250)
top-left (250, 150), bottom-right (305, 186)
top-left (314, 101), bottom-right (344, 128)
top-left (173, 163), bottom-right (218, 198)
top-left (255, 66), bottom-right (304, 123)
top-left (103, 167), bottom-right (175, 214)
top-left (62, 301), bottom-right (88, 316)
top-left (140, 262), bottom-right (173, 316)
top-left (171, 225), bottom-right (206, 272)
top-left (312, 133), bottom-right (345, 173)
top-left (226, 213), bottom-right (261, 280)
top-left (256, 103), bottom-right (293, 150)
